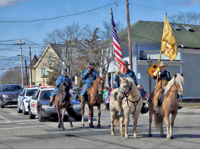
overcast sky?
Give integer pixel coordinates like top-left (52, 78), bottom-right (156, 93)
top-left (0, 0), bottom-right (200, 75)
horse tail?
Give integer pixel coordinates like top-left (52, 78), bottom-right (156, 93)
top-left (66, 107), bottom-right (77, 119)
top-left (154, 108), bottom-right (164, 131)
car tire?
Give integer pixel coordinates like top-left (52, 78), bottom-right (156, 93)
top-left (38, 108), bottom-right (45, 122)
top-left (17, 103), bottom-right (22, 113)
top-left (22, 103), bottom-right (28, 115)
top-left (0, 99), bottom-right (4, 108)
top-left (29, 110), bottom-right (35, 119)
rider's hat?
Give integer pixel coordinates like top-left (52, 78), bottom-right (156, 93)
top-left (159, 61), bottom-right (167, 67)
top-left (123, 60), bottom-right (130, 65)
top-left (63, 69), bottom-right (68, 73)
top-left (87, 62), bottom-right (93, 67)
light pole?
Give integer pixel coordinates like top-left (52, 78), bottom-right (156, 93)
top-left (147, 56), bottom-right (152, 96)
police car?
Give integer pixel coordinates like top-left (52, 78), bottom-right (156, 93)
top-left (17, 86), bottom-right (39, 115)
top-left (28, 87), bottom-right (82, 122)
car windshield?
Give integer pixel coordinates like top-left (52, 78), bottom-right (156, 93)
top-left (39, 90), bottom-right (53, 101)
top-left (2, 85), bottom-right (22, 92)
top-left (26, 89), bottom-right (38, 96)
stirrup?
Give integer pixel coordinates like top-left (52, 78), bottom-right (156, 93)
top-left (117, 110), bottom-right (123, 117)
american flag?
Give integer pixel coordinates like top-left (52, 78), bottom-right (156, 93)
top-left (111, 10), bottom-right (126, 74)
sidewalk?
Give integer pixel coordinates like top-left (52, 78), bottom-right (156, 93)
top-left (178, 106), bottom-right (200, 114)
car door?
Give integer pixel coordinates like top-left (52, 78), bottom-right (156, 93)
top-left (30, 90), bottom-right (40, 115)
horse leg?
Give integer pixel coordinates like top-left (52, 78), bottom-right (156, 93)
top-left (124, 111), bottom-right (129, 139)
top-left (165, 111), bottom-right (170, 139)
top-left (56, 108), bottom-right (61, 128)
top-left (148, 106), bottom-right (153, 137)
top-left (88, 105), bottom-right (91, 125)
top-left (81, 104), bottom-right (85, 126)
top-left (119, 116), bottom-right (124, 137)
top-left (60, 108), bottom-right (65, 131)
top-left (170, 112), bottom-right (177, 139)
top-left (97, 105), bottom-right (101, 128)
top-left (110, 110), bottom-right (117, 136)
top-left (133, 112), bottom-right (140, 138)
top-left (89, 106), bottom-right (94, 128)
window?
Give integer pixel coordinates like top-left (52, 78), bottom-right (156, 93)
top-left (26, 89), bottom-right (38, 96)
top-left (170, 24), bottom-right (181, 30)
top-left (47, 56), bottom-right (53, 65)
top-left (39, 68), bottom-right (47, 77)
top-left (182, 25), bottom-right (194, 32)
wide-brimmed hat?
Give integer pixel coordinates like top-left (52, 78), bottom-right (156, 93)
top-left (123, 60), bottom-right (130, 65)
top-left (160, 61), bottom-right (167, 67)
top-left (87, 62), bottom-right (93, 67)
top-left (63, 69), bottom-right (68, 73)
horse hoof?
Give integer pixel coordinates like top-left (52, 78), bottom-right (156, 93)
top-left (70, 124), bottom-right (73, 127)
top-left (171, 136), bottom-right (174, 139)
top-left (125, 135), bottom-right (129, 139)
top-left (161, 134), bottom-right (165, 138)
top-left (97, 124), bottom-right (101, 128)
top-left (82, 124), bottom-right (85, 126)
top-left (89, 124), bottom-right (94, 128)
top-left (121, 134), bottom-right (125, 137)
top-left (111, 132), bottom-right (115, 136)
top-left (148, 133), bottom-right (152, 137)
top-left (133, 135), bottom-right (137, 138)
top-left (57, 125), bottom-right (61, 128)
top-left (61, 127), bottom-right (65, 131)
top-left (167, 135), bottom-right (171, 139)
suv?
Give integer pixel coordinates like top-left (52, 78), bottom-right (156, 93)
top-left (0, 84), bottom-right (22, 108)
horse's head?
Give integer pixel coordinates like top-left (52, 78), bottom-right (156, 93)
top-left (174, 73), bottom-right (184, 96)
top-left (95, 75), bottom-right (105, 95)
top-left (118, 77), bottom-right (132, 101)
top-left (61, 81), bottom-right (70, 96)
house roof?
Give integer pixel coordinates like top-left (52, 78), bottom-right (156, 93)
top-left (116, 20), bottom-right (200, 48)
top-left (29, 55), bottom-right (38, 68)
top-left (33, 43), bottom-right (65, 68)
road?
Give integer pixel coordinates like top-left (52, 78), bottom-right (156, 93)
top-left (0, 105), bottom-right (199, 148)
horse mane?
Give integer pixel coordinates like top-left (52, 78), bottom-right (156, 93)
top-left (124, 77), bottom-right (134, 84)
top-left (57, 82), bottom-right (69, 94)
top-left (164, 73), bottom-right (184, 94)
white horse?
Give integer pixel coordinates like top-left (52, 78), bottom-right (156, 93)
top-left (110, 77), bottom-right (143, 139)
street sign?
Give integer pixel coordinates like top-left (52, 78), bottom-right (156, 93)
top-left (147, 63), bottom-right (159, 77)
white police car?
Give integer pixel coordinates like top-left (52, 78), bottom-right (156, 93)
top-left (17, 86), bottom-right (39, 115)
top-left (28, 87), bottom-right (81, 122)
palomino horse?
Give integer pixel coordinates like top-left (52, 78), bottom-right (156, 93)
top-left (148, 73), bottom-right (184, 139)
top-left (110, 77), bottom-right (143, 139)
top-left (54, 81), bottom-right (77, 130)
top-left (81, 76), bottom-right (105, 128)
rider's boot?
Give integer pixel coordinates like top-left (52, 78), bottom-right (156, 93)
top-left (117, 99), bottom-right (123, 117)
top-left (49, 96), bottom-right (55, 107)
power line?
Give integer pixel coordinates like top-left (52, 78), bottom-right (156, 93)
top-left (0, 3), bottom-right (118, 23)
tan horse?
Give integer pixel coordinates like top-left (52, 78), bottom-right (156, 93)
top-left (81, 76), bottom-right (105, 128)
top-left (110, 77), bottom-right (143, 139)
top-left (148, 73), bottom-right (184, 139)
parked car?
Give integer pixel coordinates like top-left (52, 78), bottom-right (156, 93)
top-left (0, 84), bottom-right (22, 108)
top-left (28, 87), bottom-right (82, 122)
top-left (71, 87), bottom-right (81, 101)
top-left (17, 86), bottom-right (39, 115)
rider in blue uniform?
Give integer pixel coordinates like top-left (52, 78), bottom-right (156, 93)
top-left (49, 69), bottom-right (73, 106)
top-left (81, 62), bottom-right (99, 105)
top-left (114, 60), bottom-right (138, 117)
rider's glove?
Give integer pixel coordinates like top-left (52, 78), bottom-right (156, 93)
top-left (153, 68), bottom-right (160, 77)
top-left (115, 69), bottom-right (120, 75)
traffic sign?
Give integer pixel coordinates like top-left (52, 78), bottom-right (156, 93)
top-left (147, 63), bottom-right (159, 77)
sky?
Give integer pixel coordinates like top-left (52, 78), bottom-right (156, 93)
top-left (0, 0), bottom-right (200, 76)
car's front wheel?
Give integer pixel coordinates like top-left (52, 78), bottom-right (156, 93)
top-left (28, 109), bottom-right (35, 119)
top-left (0, 99), bottom-right (4, 108)
top-left (17, 103), bottom-right (22, 113)
top-left (38, 107), bottom-right (45, 122)
top-left (22, 103), bottom-right (28, 115)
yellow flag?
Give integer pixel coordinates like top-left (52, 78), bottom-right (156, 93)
top-left (160, 15), bottom-right (177, 61)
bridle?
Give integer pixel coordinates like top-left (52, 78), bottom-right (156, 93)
top-left (89, 79), bottom-right (104, 96)
top-left (118, 81), bottom-right (132, 101)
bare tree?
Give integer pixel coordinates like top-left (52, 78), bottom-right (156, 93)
top-left (0, 67), bottom-right (23, 85)
top-left (168, 12), bottom-right (200, 25)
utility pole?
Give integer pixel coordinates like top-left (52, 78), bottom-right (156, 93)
top-left (126, 0), bottom-right (133, 70)
top-left (29, 47), bottom-right (32, 85)
top-left (16, 39), bottom-right (26, 87)
top-left (25, 60), bottom-right (28, 86)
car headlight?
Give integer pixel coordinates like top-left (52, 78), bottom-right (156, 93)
top-left (73, 104), bottom-right (81, 108)
top-left (2, 95), bottom-right (8, 98)
top-left (42, 105), bottom-right (53, 109)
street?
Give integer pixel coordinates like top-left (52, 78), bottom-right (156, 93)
top-left (0, 105), bottom-right (199, 148)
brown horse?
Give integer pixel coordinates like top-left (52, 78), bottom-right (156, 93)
top-left (148, 73), bottom-right (184, 139)
top-left (54, 81), bottom-right (77, 131)
top-left (81, 76), bottom-right (105, 128)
